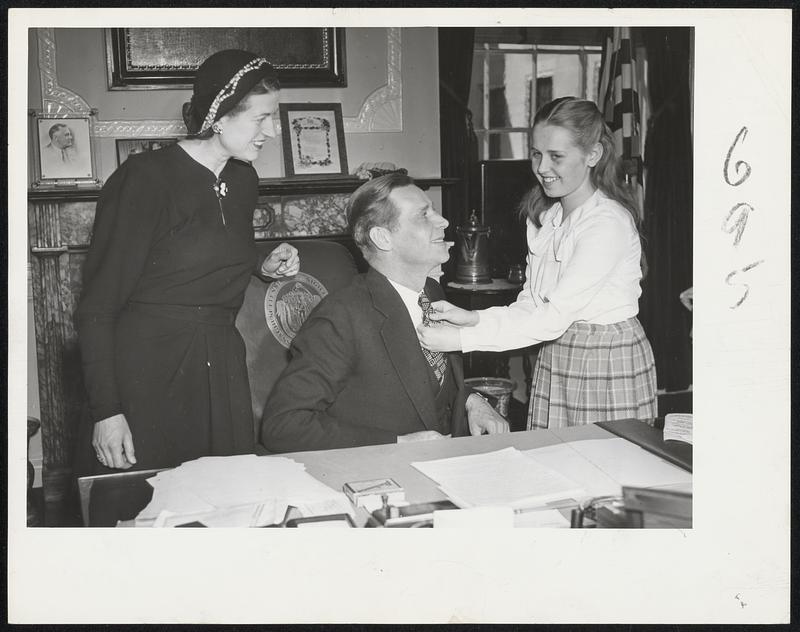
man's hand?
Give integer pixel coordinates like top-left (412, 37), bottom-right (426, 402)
top-left (427, 300), bottom-right (479, 327)
top-left (465, 394), bottom-right (510, 436)
top-left (261, 243), bottom-right (300, 278)
top-left (92, 413), bottom-right (136, 469)
top-left (397, 430), bottom-right (448, 443)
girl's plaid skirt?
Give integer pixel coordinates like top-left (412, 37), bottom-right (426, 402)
top-left (527, 317), bottom-right (657, 430)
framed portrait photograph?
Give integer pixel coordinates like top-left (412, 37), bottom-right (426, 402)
top-left (116, 137), bottom-right (178, 166)
top-left (33, 116), bottom-right (97, 185)
top-left (279, 103), bottom-right (349, 178)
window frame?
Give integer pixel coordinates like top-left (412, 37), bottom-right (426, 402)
top-left (473, 43), bottom-right (603, 160)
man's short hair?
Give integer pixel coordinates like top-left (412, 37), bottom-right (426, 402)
top-left (347, 173), bottom-right (415, 256)
top-left (48, 123), bottom-right (68, 140)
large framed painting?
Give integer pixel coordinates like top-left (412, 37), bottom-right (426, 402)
top-left (105, 27), bottom-right (346, 89)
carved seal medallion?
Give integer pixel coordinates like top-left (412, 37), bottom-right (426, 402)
top-left (264, 272), bottom-right (328, 348)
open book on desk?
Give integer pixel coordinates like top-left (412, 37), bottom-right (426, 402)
top-left (411, 447), bottom-right (586, 510)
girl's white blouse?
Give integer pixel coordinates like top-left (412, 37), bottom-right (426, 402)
top-left (459, 189), bottom-right (643, 353)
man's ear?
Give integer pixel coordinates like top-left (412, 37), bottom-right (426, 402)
top-left (368, 225), bottom-right (393, 252)
top-left (587, 141), bottom-right (604, 167)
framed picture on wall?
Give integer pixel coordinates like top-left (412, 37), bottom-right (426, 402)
top-left (279, 103), bottom-right (349, 178)
top-left (116, 137), bottom-right (178, 166)
top-left (31, 115), bottom-right (99, 187)
top-left (106, 28), bottom-right (346, 89)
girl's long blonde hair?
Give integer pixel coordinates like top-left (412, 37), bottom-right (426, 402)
top-left (519, 96), bottom-right (641, 232)
top-left (519, 96), bottom-right (647, 276)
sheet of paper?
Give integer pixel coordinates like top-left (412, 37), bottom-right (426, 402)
top-left (293, 495), bottom-right (354, 519)
top-left (152, 500), bottom-right (289, 528)
top-left (412, 447), bottom-right (585, 509)
top-left (513, 508), bottom-right (571, 528)
top-left (295, 520), bottom-right (352, 528)
top-left (663, 413), bottom-right (693, 444)
top-left (433, 507), bottom-right (515, 528)
top-left (161, 455), bottom-right (306, 506)
top-left (138, 482), bottom-right (216, 521)
top-left (565, 438), bottom-right (692, 490)
top-left (135, 454), bottom-right (346, 527)
top-left (522, 443), bottom-right (622, 501)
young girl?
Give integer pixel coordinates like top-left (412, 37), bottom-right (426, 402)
top-left (418, 96), bottom-right (657, 429)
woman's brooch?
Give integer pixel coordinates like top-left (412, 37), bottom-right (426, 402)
top-left (213, 180), bottom-right (228, 198)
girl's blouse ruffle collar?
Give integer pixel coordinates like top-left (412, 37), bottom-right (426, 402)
top-left (529, 189), bottom-right (604, 260)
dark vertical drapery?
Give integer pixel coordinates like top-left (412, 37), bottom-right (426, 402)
top-left (438, 27), bottom-right (477, 279)
top-left (639, 27), bottom-right (693, 391)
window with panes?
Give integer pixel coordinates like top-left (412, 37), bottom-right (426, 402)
top-left (468, 42), bottom-right (603, 161)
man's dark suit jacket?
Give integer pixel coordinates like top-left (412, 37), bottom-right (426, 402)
top-left (260, 267), bottom-right (470, 452)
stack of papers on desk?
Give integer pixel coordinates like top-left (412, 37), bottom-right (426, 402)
top-left (135, 454), bottom-right (351, 527)
top-left (411, 447), bottom-right (586, 510)
top-left (522, 438), bottom-right (693, 502)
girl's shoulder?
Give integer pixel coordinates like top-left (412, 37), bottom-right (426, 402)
top-left (583, 190), bottom-right (637, 229)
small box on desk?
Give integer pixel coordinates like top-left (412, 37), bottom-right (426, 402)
top-left (343, 478), bottom-right (405, 508)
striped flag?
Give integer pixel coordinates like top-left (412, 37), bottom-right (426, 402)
top-left (598, 27), bottom-right (646, 217)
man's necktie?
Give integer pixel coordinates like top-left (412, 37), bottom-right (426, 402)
top-left (418, 290), bottom-right (448, 385)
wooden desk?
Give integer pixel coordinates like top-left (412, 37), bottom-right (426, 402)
top-left (283, 423), bottom-right (607, 508)
top-left (80, 421), bottom-right (691, 527)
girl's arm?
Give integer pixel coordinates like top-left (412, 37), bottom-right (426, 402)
top-left (459, 209), bottom-right (636, 352)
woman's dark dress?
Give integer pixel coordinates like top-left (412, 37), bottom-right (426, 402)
top-left (76, 144), bottom-right (260, 471)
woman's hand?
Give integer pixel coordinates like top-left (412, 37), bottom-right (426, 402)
top-left (92, 413), bottom-right (136, 469)
top-left (427, 300), bottom-right (479, 327)
top-left (417, 322), bottom-right (463, 352)
top-left (261, 243), bottom-right (300, 279)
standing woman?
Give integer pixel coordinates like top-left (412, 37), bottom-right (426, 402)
top-left (76, 50), bottom-right (300, 471)
top-left (419, 97), bottom-right (657, 429)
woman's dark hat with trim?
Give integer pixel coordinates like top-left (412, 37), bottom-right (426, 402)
top-left (184, 49), bottom-right (278, 134)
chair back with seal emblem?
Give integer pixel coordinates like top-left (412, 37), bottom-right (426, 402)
top-left (235, 240), bottom-right (358, 440)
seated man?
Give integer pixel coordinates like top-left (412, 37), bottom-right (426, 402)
top-left (260, 173), bottom-right (509, 452)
